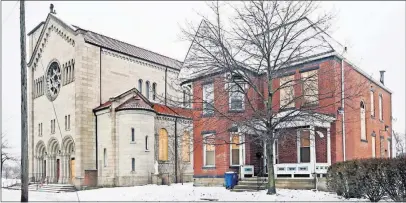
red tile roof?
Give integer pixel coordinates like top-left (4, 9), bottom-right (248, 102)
top-left (153, 103), bottom-right (192, 118)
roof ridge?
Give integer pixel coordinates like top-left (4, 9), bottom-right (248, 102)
top-left (76, 25), bottom-right (183, 64)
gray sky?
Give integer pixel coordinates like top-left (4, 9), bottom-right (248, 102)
top-left (2, 1), bottom-right (405, 156)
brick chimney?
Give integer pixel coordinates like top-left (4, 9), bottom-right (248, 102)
top-left (379, 70), bottom-right (386, 85)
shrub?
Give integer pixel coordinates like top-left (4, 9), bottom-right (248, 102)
top-left (359, 159), bottom-right (385, 202)
top-left (327, 157), bottom-right (406, 202)
top-left (378, 157), bottom-right (406, 202)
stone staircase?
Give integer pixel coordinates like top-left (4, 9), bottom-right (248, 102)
top-left (6, 183), bottom-right (77, 193)
top-left (231, 177), bottom-right (268, 192)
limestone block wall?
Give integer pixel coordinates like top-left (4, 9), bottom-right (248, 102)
top-left (100, 50), bottom-right (178, 104)
top-left (116, 110), bottom-right (156, 186)
top-left (95, 109), bottom-right (114, 186)
top-left (154, 116), bottom-right (193, 183)
top-left (74, 37), bottom-right (101, 184)
top-left (28, 18), bottom-right (77, 178)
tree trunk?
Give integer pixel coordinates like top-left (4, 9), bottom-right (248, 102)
top-left (266, 138), bottom-right (276, 195)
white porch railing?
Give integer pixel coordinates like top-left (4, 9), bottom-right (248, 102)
top-left (274, 163), bottom-right (330, 178)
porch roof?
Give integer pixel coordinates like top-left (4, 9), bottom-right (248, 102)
top-left (240, 110), bottom-right (336, 134)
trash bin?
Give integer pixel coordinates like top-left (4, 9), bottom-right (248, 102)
top-left (224, 172), bottom-right (237, 189)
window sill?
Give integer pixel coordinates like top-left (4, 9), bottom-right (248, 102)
top-left (361, 139), bottom-right (368, 143)
top-left (202, 166), bottom-right (216, 170)
top-left (228, 109), bottom-right (245, 113)
top-left (158, 160), bottom-right (170, 164)
top-left (130, 142), bottom-right (136, 144)
top-left (130, 171), bottom-right (137, 174)
top-left (379, 119), bottom-right (384, 123)
top-left (202, 113), bottom-right (214, 118)
top-left (371, 115), bottom-right (375, 119)
top-left (145, 150), bottom-right (150, 152)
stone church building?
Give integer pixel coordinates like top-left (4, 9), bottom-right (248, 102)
top-left (27, 13), bottom-right (193, 188)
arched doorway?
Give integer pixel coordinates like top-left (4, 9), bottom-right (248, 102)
top-left (35, 141), bottom-right (47, 182)
top-left (47, 137), bottom-right (60, 183)
top-left (62, 136), bottom-right (75, 184)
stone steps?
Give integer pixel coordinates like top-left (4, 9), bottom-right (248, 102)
top-left (6, 183), bottom-right (76, 193)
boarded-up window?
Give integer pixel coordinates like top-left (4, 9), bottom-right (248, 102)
top-left (182, 131), bottom-right (190, 162)
top-left (204, 134), bottom-right (215, 166)
top-left (231, 135), bottom-right (240, 165)
top-left (379, 94), bottom-right (383, 120)
top-left (300, 130), bottom-right (310, 163)
top-left (301, 70), bottom-right (319, 106)
top-left (370, 90), bottom-right (375, 116)
top-left (159, 128), bottom-right (168, 161)
top-left (280, 75), bottom-right (295, 108)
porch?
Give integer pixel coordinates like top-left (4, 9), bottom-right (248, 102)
top-left (247, 110), bottom-right (335, 179)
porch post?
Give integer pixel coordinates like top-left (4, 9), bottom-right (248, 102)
top-left (310, 125), bottom-right (316, 173)
top-left (296, 130), bottom-right (301, 163)
top-left (327, 127), bottom-right (331, 165)
top-left (272, 132), bottom-right (276, 165)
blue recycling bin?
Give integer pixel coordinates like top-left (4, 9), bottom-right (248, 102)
top-left (224, 172), bottom-right (237, 189)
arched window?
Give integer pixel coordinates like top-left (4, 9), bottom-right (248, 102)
top-left (146, 81), bottom-right (150, 99)
top-left (360, 101), bottom-right (366, 140)
top-left (152, 83), bottom-right (157, 101)
top-left (138, 79), bottom-right (143, 94)
top-left (182, 131), bottom-right (190, 162)
top-left (145, 135), bottom-right (149, 151)
top-left (131, 158), bottom-right (135, 171)
top-left (159, 128), bottom-right (168, 161)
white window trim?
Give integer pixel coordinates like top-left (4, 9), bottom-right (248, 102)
top-left (229, 133), bottom-right (245, 166)
top-left (203, 134), bottom-right (215, 167)
top-left (228, 83), bottom-right (245, 111)
top-left (202, 83), bottom-right (214, 115)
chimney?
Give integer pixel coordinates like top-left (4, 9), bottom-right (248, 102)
top-left (379, 70), bottom-right (385, 85)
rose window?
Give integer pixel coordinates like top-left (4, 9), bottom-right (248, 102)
top-left (45, 61), bottom-right (62, 101)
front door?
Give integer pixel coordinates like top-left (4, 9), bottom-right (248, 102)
top-left (56, 159), bottom-right (60, 183)
top-left (43, 160), bottom-right (46, 181)
top-left (70, 158), bottom-right (75, 183)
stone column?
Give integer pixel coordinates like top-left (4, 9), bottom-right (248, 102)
top-left (310, 126), bottom-right (316, 174)
top-left (327, 127), bottom-right (331, 165)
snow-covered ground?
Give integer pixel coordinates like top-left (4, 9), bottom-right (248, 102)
top-left (1, 183), bottom-right (367, 201)
top-left (2, 178), bottom-right (20, 188)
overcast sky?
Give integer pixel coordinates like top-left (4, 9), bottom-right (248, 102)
top-left (2, 1), bottom-right (405, 156)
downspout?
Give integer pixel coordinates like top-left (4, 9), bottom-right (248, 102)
top-left (341, 53), bottom-right (346, 161)
top-left (174, 117), bottom-right (178, 183)
top-left (94, 111), bottom-right (98, 170)
top-left (165, 68), bottom-right (168, 105)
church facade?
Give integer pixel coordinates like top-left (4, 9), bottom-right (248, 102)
top-left (27, 13), bottom-right (193, 188)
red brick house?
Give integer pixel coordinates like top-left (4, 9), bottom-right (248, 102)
top-left (180, 21), bottom-right (392, 184)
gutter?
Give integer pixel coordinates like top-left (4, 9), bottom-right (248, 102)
top-left (93, 110), bottom-right (98, 170)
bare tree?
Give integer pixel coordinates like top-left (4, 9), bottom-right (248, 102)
top-left (393, 131), bottom-right (406, 157)
top-left (2, 134), bottom-right (17, 172)
top-left (177, 1), bottom-right (368, 195)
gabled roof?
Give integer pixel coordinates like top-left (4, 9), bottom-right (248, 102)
top-left (179, 18), bottom-right (392, 93)
top-left (28, 14), bottom-right (183, 71)
top-left (73, 25), bottom-right (182, 71)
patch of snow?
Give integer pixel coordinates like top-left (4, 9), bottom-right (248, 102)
top-left (2, 178), bottom-right (20, 188)
top-left (1, 183), bottom-right (369, 202)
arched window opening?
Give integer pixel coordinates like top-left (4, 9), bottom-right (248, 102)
top-left (138, 79), bottom-right (143, 95)
top-left (159, 128), bottom-right (168, 161)
top-left (360, 101), bottom-right (366, 140)
top-left (146, 81), bottom-right (150, 99)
